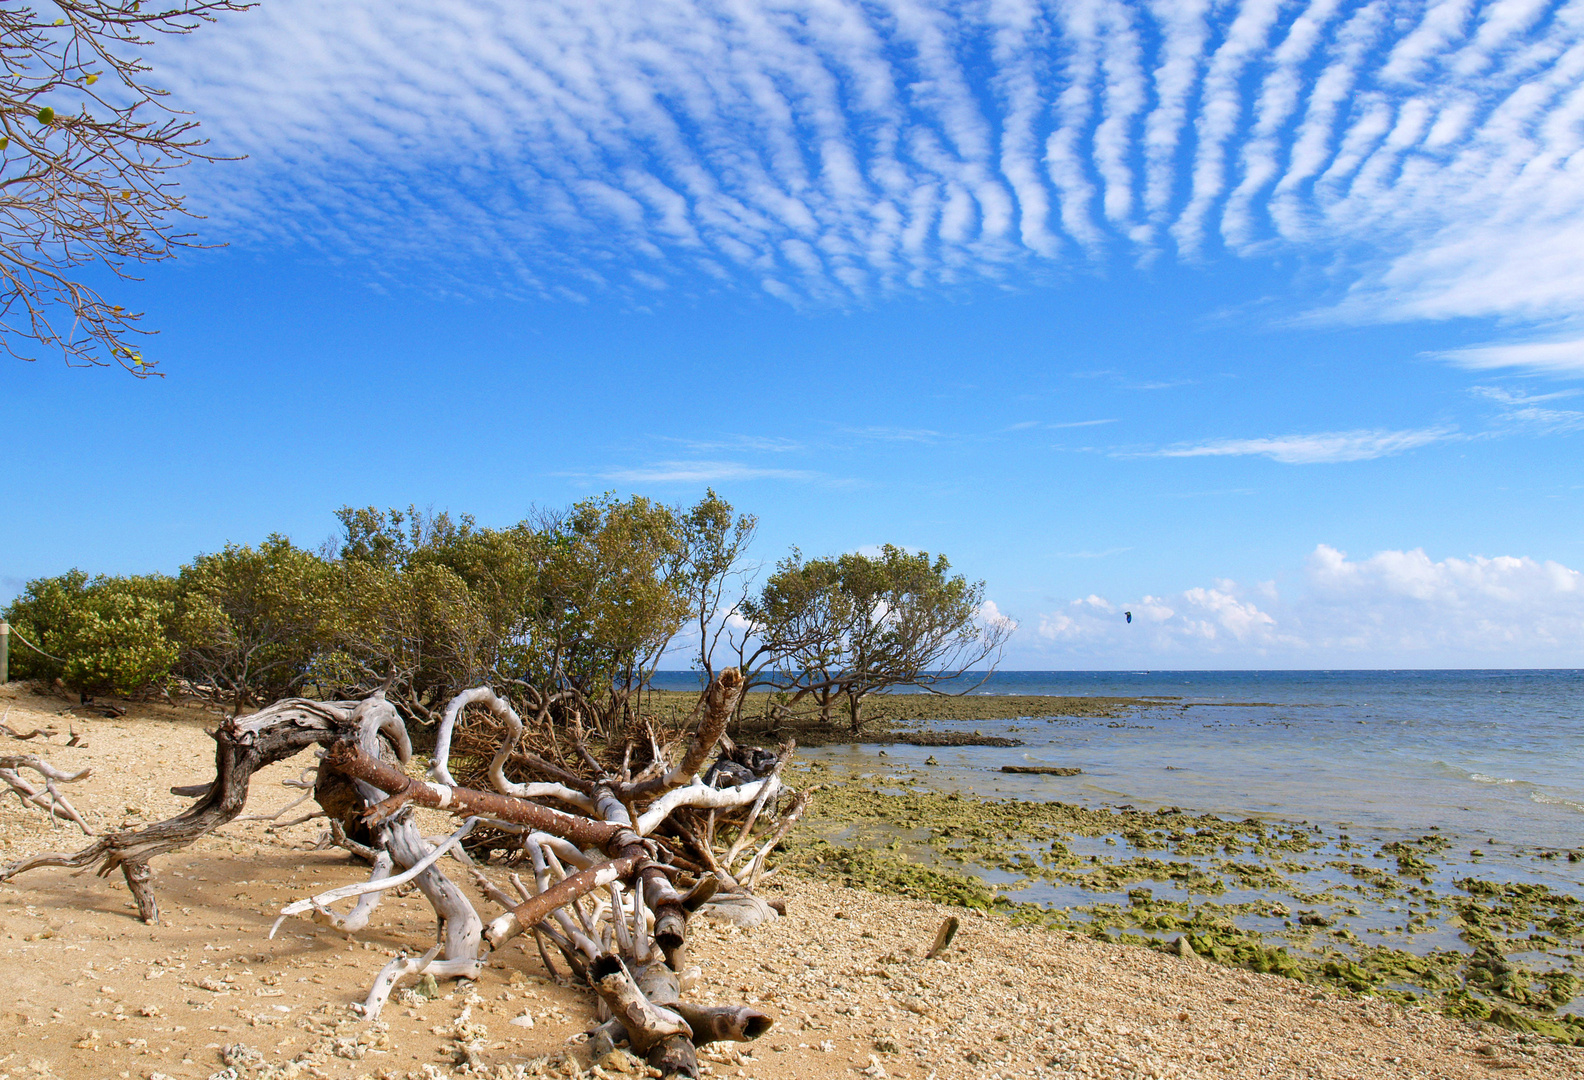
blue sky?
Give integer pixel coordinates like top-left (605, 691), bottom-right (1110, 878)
top-left (4, 0), bottom-right (1583, 668)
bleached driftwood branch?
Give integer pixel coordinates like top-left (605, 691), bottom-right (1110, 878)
top-left (0, 754), bottom-right (93, 832)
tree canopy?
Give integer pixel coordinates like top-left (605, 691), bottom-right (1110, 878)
top-left (742, 544), bottom-right (1013, 730)
top-left (4, 497), bottom-right (1014, 736)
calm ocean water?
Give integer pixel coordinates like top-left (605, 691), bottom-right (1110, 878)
top-left (652, 669), bottom-right (1584, 852)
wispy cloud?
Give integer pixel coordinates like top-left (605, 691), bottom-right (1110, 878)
top-left (1051, 547), bottom-right (1133, 558)
top-left (841, 426), bottom-right (944, 444)
top-left (1474, 386), bottom-right (1584, 407)
top-left (1126, 379), bottom-right (1194, 391)
top-left (597, 460), bottom-right (825, 484)
top-left (1159, 487), bottom-right (1257, 498)
top-left (144, 1), bottom-right (1584, 326)
top-left (662, 435), bottom-right (806, 454)
top-left (1066, 370), bottom-right (1192, 391)
top-left (1474, 385), bottom-right (1584, 435)
top-left (1429, 337), bottom-right (1584, 377)
top-left (1048, 418), bottom-right (1119, 429)
top-left (1148, 425), bottom-right (1456, 464)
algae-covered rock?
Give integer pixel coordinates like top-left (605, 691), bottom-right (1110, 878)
top-left (786, 840), bottom-right (997, 910)
top-left (1321, 959), bottom-right (1379, 992)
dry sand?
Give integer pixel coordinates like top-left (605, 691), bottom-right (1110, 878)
top-left (2, 682), bottom-right (1579, 1080)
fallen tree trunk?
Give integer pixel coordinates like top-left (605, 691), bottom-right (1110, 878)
top-left (322, 741), bottom-right (623, 848)
top-left (483, 853), bottom-right (645, 947)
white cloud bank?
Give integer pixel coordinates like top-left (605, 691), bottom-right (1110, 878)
top-left (143, 0), bottom-right (1584, 341)
top-left (1022, 544), bottom-right (1584, 667)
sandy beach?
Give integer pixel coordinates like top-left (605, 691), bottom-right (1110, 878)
top-left (2, 682), bottom-right (1581, 1080)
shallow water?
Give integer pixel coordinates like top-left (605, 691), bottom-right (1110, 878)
top-left (797, 757), bottom-right (1584, 1017)
top-left (755, 670), bottom-right (1584, 1019)
top-left (781, 669), bottom-right (1584, 852)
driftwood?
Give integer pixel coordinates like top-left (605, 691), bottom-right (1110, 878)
top-left (0, 669), bottom-right (808, 1079)
top-left (927, 915), bottom-right (960, 959)
top-left (0, 754), bottom-right (93, 832)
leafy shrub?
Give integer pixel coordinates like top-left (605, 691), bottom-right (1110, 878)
top-left (314, 558), bottom-right (488, 710)
top-left (174, 534), bottom-right (337, 705)
top-left (3, 570), bottom-right (178, 696)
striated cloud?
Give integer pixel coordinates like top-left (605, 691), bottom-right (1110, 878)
top-left (146, 1), bottom-right (1584, 328)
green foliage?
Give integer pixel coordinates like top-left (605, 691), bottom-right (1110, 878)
top-left (7, 495), bottom-right (995, 737)
top-left (334, 504), bottom-right (422, 570)
top-left (676, 490), bottom-right (757, 677)
top-left (327, 494), bottom-right (727, 732)
top-left (745, 543), bottom-right (1011, 730)
top-left (175, 534), bottom-right (337, 705)
top-left (317, 555), bottom-right (488, 709)
top-left (4, 570), bottom-right (87, 683)
top-left (526, 494), bottom-right (689, 698)
top-left (406, 513), bottom-right (539, 683)
top-left (3, 569), bottom-right (177, 696)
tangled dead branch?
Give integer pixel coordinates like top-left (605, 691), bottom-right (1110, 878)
top-left (0, 669), bottom-right (808, 1079)
top-left (0, 753), bottom-right (93, 831)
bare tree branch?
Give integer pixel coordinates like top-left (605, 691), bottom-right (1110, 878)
top-left (0, 2), bottom-right (252, 375)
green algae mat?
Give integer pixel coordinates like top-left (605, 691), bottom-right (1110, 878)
top-left (765, 759), bottom-right (1584, 1045)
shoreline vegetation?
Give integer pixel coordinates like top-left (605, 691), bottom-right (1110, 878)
top-left (646, 688), bottom-right (1162, 746)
